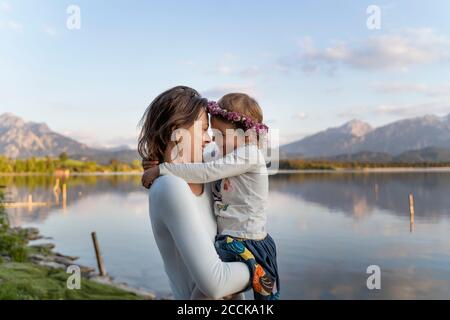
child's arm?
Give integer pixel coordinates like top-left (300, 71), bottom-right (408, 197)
top-left (159, 145), bottom-right (262, 183)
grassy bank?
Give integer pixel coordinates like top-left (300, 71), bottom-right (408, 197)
top-left (0, 190), bottom-right (142, 300)
top-left (0, 262), bottom-right (139, 300)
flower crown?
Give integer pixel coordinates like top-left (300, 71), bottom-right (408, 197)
top-left (206, 101), bottom-right (269, 135)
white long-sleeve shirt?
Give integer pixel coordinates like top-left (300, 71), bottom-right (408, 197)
top-left (159, 144), bottom-right (269, 240)
top-left (149, 175), bottom-right (249, 299)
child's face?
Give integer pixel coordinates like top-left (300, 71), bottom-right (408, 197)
top-left (211, 116), bottom-right (245, 155)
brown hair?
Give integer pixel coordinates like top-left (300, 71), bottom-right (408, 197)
top-left (138, 86), bottom-right (207, 162)
top-left (216, 93), bottom-right (263, 131)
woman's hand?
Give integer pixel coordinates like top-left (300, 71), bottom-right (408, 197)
top-left (142, 166), bottom-right (160, 189)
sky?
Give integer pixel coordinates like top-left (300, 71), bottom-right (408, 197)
top-left (1, 0), bottom-right (450, 148)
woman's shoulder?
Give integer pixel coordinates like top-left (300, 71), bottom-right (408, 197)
top-left (149, 176), bottom-right (212, 214)
top-left (149, 175), bottom-right (191, 198)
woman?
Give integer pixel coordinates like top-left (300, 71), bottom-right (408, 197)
top-left (138, 86), bottom-right (250, 299)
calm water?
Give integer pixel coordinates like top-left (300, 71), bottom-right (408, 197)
top-left (2, 172), bottom-right (450, 299)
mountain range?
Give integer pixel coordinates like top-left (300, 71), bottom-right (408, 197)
top-left (2, 112), bottom-right (450, 163)
top-left (0, 113), bottom-right (138, 164)
top-left (281, 113), bottom-right (450, 161)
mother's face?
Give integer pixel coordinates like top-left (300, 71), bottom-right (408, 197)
top-left (190, 110), bottom-right (211, 162)
top-left (172, 110), bottom-right (211, 163)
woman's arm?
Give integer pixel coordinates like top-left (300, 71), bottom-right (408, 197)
top-left (159, 144), bottom-right (261, 183)
top-left (149, 176), bottom-right (250, 299)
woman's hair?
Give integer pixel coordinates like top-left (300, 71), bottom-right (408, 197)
top-left (216, 93), bottom-right (263, 131)
top-left (138, 86), bottom-right (208, 161)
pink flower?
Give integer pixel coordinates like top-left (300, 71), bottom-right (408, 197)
top-left (206, 99), bottom-right (269, 134)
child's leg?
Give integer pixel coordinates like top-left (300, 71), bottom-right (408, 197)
top-left (221, 236), bottom-right (276, 300)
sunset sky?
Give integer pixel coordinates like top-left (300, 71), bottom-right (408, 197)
top-left (1, 0), bottom-right (450, 148)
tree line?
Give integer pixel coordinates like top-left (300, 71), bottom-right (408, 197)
top-left (279, 159), bottom-right (450, 170)
top-left (0, 153), bottom-right (142, 174)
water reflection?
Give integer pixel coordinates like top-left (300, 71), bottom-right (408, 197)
top-left (1, 175), bottom-right (143, 226)
top-left (2, 172), bottom-right (450, 299)
top-left (270, 172), bottom-right (450, 221)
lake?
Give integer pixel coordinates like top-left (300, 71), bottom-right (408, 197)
top-left (2, 172), bottom-right (450, 299)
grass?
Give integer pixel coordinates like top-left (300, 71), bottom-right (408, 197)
top-left (0, 262), bottom-right (140, 300)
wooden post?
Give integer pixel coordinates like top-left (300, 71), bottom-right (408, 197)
top-left (374, 183), bottom-right (379, 201)
top-left (53, 178), bottom-right (61, 205)
top-left (91, 232), bottom-right (107, 276)
top-left (28, 194), bottom-right (33, 212)
top-left (409, 193), bottom-right (415, 232)
top-left (62, 183), bottom-right (67, 209)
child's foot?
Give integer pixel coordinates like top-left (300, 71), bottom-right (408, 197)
top-left (253, 264), bottom-right (275, 296)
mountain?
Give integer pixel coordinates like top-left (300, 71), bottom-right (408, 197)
top-left (325, 147), bottom-right (450, 163)
top-left (326, 151), bottom-right (393, 163)
top-left (0, 113), bottom-right (98, 158)
top-left (394, 146), bottom-right (450, 163)
top-left (281, 119), bottom-right (373, 158)
top-left (71, 149), bottom-right (139, 165)
top-left (358, 115), bottom-right (450, 155)
top-left (0, 113), bottom-right (138, 163)
top-left (281, 114), bottom-right (450, 159)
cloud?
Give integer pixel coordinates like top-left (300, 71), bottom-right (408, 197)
top-left (373, 83), bottom-right (450, 97)
top-left (239, 66), bottom-right (263, 77)
top-left (294, 112), bottom-right (308, 120)
top-left (206, 53), bottom-right (236, 76)
top-left (43, 26), bottom-right (57, 36)
top-left (201, 84), bottom-right (257, 99)
top-left (339, 101), bottom-right (450, 118)
top-left (280, 28), bottom-right (450, 74)
top-left (0, 1), bottom-right (11, 12)
top-left (373, 102), bottom-right (450, 116)
top-left (0, 2), bottom-right (23, 33)
top-left (0, 20), bottom-right (23, 32)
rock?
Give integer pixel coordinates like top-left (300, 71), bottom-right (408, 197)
top-left (16, 227), bottom-right (42, 240)
top-left (29, 253), bottom-right (47, 262)
top-left (0, 255), bottom-right (12, 263)
top-left (36, 260), bottom-right (67, 270)
top-left (29, 253), bottom-right (93, 276)
top-left (89, 275), bottom-right (156, 300)
top-left (79, 266), bottom-right (95, 276)
top-left (30, 243), bottom-right (55, 250)
top-left (55, 252), bottom-right (79, 261)
top-left (53, 256), bottom-right (77, 266)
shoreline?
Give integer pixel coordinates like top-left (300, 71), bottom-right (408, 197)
top-left (0, 171), bottom-right (143, 177)
top-left (3, 167), bottom-right (450, 177)
top-left (270, 167), bottom-right (450, 174)
top-left (0, 223), bottom-right (158, 300)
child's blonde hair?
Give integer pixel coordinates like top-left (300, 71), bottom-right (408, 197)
top-left (217, 93), bottom-right (263, 131)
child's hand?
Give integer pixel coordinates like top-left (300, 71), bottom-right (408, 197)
top-left (141, 166), bottom-right (160, 189)
top-left (142, 159), bottom-right (159, 170)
